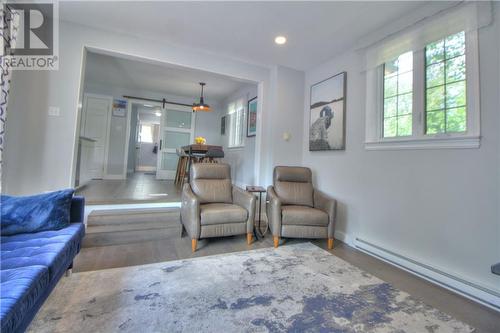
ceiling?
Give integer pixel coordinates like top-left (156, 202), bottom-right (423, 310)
top-left (61, 1), bottom-right (434, 70)
top-left (84, 51), bottom-right (250, 102)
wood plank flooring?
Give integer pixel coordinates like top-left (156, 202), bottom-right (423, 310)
top-left (76, 172), bottom-right (181, 205)
top-left (73, 236), bottom-right (500, 333)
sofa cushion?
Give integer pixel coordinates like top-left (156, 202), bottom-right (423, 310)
top-left (200, 203), bottom-right (247, 225)
top-left (1, 189), bottom-right (74, 236)
top-left (0, 265), bottom-right (50, 333)
top-left (281, 205), bottom-right (328, 227)
top-left (1, 223), bottom-right (85, 279)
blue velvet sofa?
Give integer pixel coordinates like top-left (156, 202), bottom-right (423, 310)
top-left (1, 196), bottom-right (86, 333)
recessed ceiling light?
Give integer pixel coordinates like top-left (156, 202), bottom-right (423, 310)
top-left (155, 111), bottom-right (162, 117)
top-left (144, 104), bottom-right (154, 108)
top-left (275, 36), bottom-right (287, 45)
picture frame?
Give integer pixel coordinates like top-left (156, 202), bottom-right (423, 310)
top-left (247, 96), bottom-right (257, 137)
top-left (112, 99), bottom-right (127, 117)
top-left (309, 72), bottom-right (347, 151)
top-left (221, 116), bottom-right (226, 135)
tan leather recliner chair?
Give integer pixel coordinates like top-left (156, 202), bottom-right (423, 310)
top-left (181, 163), bottom-right (256, 252)
top-left (267, 166), bottom-right (337, 249)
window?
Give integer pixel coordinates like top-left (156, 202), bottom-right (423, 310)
top-left (383, 52), bottom-right (413, 137)
top-left (139, 124), bottom-right (153, 143)
top-left (425, 31), bottom-right (466, 134)
top-left (365, 28), bottom-right (480, 150)
top-left (227, 100), bottom-right (245, 148)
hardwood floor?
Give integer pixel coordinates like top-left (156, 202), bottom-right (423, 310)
top-left (73, 235), bottom-right (500, 333)
top-left (76, 172), bottom-right (181, 205)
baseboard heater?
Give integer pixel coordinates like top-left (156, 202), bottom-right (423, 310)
top-left (354, 238), bottom-right (500, 311)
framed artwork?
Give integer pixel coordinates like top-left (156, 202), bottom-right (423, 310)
top-left (112, 99), bottom-right (127, 117)
top-left (247, 96), bottom-right (257, 137)
top-left (309, 72), bottom-right (346, 151)
top-left (221, 116), bottom-right (226, 135)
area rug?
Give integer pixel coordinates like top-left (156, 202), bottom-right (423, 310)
top-left (28, 243), bottom-right (473, 332)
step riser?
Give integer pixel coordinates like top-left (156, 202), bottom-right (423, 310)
top-left (86, 220), bottom-right (181, 234)
top-left (83, 226), bottom-right (183, 248)
top-left (87, 212), bottom-right (180, 226)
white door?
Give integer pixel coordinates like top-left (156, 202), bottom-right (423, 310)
top-left (156, 106), bottom-right (195, 180)
top-left (81, 94), bottom-right (112, 179)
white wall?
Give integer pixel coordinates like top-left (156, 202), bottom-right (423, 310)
top-left (3, 16), bottom-right (271, 195)
top-left (301, 3), bottom-right (500, 298)
top-left (221, 84), bottom-right (258, 187)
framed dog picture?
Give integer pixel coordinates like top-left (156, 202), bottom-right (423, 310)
top-left (309, 72), bottom-right (346, 151)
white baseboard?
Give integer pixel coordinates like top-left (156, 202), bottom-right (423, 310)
top-left (354, 237), bottom-right (500, 312)
top-left (334, 230), bottom-right (353, 246)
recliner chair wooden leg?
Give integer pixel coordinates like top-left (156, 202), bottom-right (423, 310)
top-left (273, 236), bottom-right (279, 248)
top-left (247, 233), bottom-right (253, 245)
top-left (328, 238), bottom-right (334, 250)
top-left (192, 239), bottom-right (197, 252)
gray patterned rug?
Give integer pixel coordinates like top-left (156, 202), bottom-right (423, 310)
top-left (29, 243), bottom-right (473, 332)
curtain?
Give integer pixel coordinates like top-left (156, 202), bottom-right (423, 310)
top-left (0, 5), bottom-right (19, 187)
top-left (361, 1), bottom-right (492, 70)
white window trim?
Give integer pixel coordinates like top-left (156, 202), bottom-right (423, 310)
top-left (365, 30), bottom-right (480, 150)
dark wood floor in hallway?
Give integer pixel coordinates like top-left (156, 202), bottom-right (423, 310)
top-left (73, 235), bottom-right (500, 333)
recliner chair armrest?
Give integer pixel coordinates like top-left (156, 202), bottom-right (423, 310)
top-left (314, 189), bottom-right (337, 238)
top-left (266, 186), bottom-right (282, 237)
top-left (233, 186), bottom-right (256, 234)
top-left (181, 183), bottom-right (201, 239)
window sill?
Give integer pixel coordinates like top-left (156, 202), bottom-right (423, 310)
top-left (365, 135), bottom-right (480, 150)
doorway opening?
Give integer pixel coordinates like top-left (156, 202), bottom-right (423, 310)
top-left (73, 48), bottom-right (259, 205)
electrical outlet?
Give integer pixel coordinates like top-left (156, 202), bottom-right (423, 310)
top-left (48, 106), bottom-right (60, 117)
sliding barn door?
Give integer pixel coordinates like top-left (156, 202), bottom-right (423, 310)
top-left (156, 106), bottom-right (195, 180)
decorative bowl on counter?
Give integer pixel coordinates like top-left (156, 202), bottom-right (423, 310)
top-left (194, 136), bottom-right (206, 145)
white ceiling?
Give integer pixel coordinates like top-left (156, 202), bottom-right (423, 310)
top-left (84, 51), bottom-right (250, 101)
top-left (61, 1), bottom-right (434, 70)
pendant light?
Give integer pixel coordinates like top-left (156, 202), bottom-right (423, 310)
top-left (192, 82), bottom-right (211, 112)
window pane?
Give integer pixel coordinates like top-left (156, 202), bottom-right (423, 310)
top-left (426, 40), bottom-right (444, 65)
top-left (398, 52), bottom-right (413, 73)
top-left (383, 51), bottom-right (413, 138)
top-left (446, 80), bottom-right (466, 108)
top-left (397, 115), bottom-right (412, 136)
top-left (384, 117), bottom-right (397, 137)
top-left (398, 93), bottom-right (412, 116)
top-left (445, 31), bottom-right (465, 58)
top-left (384, 76), bottom-right (397, 97)
top-left (384, 97), bottom-right (397, 118)
top-left (384, 59), bottom-right (398, 77)
top-left (426, 62), bottom-right (444, 88)
top-left (166, 110), bottom-right (192, 129)
top-left (163, 131), bottom-right (190, 149)
top-left (426, 111), bottom-right (445, 134)
top-left (398, 72), bottom-right (412, 94)
top-left (425, 31), bottom-right (467, 135)
top-left (426, 86), bottom-right (445, 111)
top-left (446, 107), bottom-right (466, 132)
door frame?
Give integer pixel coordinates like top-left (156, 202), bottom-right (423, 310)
top-left (82, 93), bottom-right (113, 179)
top-left (123, 98), bottom-right (157, 179)
top-left (156, 104), bottom-right (195, 179)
